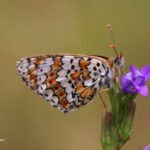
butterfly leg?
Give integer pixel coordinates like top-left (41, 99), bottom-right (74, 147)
top-left (98, 92), bottom-right (108, 112)
top-left (99, 88), bottom-right (109, 93)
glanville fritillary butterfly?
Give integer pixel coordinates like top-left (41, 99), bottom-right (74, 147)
top-left (16, 51), bottom-right (124, 113)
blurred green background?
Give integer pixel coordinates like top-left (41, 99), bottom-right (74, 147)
top-left (0, 0), bottom-right (150, 150)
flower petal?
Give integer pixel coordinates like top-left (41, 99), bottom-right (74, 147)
top-left (120, 65), bottom-right (150, 96)
top-left (121, 75), bottom-right (137, 94)
top-left (144, 145), bottom-right (150, 150)
top-left (138, 85), bottom-right (149, 96)
top-left (141, 65), bottom-right (150, 81)
top-left (130, 65), bottom-right (138, 74)
top-left (130, 65), bottom-right (142, 79)
top-left (134, 75), bottom-right (145, 86)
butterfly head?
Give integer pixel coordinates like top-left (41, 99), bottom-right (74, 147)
top-left (114, 52), bottom-right (125, 68)
top-left (109, 52), bottom-right (125, 83)
top-left (108, 43), bottom-right (125, 69)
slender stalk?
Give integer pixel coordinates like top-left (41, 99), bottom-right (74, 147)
top-left (114, 127), bottom-right (119, 150)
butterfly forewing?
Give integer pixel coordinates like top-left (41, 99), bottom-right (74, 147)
top-left (16, 54), bottom-right (113, 113)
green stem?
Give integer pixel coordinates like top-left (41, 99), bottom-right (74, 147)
top-left (113, 87), bottom-right (121, 150)
top-left (101, 85), bottom-right (136, 150)
top-left (114, 127), bottom-right (119, 150)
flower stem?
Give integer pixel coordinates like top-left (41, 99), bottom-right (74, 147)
top-left (101, 85), bottom-right (136, 150)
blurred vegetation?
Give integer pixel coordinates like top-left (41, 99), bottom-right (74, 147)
top-left (0, 0), bottom-right (150, 150)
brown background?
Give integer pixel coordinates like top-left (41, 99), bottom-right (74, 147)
top-left (0, 0), bottom-right (150, 150)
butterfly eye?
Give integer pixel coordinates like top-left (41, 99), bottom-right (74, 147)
top-left (114, 53), bottom-right (125, 68)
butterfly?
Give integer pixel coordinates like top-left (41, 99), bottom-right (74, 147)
top-left (16, 53), bottom-right (124, 113)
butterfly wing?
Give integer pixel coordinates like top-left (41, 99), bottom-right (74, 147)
top-left (16, 54), bottom-right (112, 113)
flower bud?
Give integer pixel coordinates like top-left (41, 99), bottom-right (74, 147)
top-left (101, 112), bottom-right (114, 149)
top-left (110, 44), bottom-right (115, 49)
top-left (107, 24), bottom-right (111, 29)
top-left (120, 101), bottom-right (136, 142)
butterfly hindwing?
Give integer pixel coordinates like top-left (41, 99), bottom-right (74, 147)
top-left (16, 54), bottom-right (112, 113)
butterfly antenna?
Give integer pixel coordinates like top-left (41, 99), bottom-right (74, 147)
top-left (99, 93), bottom-right (108, 112)
top-left (107, 24), bottom-right (119, 57)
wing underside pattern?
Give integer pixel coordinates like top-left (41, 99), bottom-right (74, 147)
top-left (16, 54), bottom-right (112, 113)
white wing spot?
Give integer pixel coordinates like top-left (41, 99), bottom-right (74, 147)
top-left (38, 84), bottom-right (47, 94)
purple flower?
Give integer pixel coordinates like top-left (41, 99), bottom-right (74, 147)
top-left (144, 145), bottom-right (150, 150)
top-left (121, 65), bottom-right (150, 96)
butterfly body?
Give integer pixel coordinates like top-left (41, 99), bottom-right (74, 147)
top-left (16, 54), bottom-right (122, 113)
